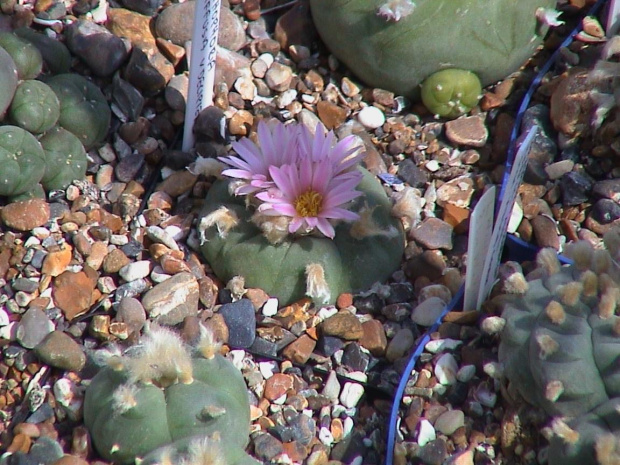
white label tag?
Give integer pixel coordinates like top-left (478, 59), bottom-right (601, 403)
top-left (476, 125), bottom-right (538, 307)
top-left (464, 185), bottom-right (495, 311)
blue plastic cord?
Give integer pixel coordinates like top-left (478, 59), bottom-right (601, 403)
top-left (385, 1), bottom-right (609, 463)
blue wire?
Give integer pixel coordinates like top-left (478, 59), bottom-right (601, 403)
top-left (385, 1), bottom-right (609, 463)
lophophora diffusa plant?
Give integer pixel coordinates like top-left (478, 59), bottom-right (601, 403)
top-left (84, 324), bottom-right (258, 465)
top-left (197, 119), bottom-right (405, 306)
top-left (0, 30), bottom-right (107, 201)
top-left (492, 226), bottom-right (620, 465)
top-left (309, 0), bottom-right (558, 116)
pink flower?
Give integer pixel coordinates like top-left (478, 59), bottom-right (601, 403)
top-left (219, 120), bottom-right (301, 195)
top-left (298, 123), bottom-right (363, 174)
top-left (255, 156), bottom-right (363, 239)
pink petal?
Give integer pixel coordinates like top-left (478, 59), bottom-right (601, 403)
top-left (289, 217), bottom-right (303, 233)
top-left (316, 218), bottom-right (335, 238)
top-left (271, 203), bottom-right (298, 216)
top-left (320, 207), bottom-right (360, 221)
top-left (323, 189), bottom-right (363, 209)
top-left (221, 168), bottom-right (253, 180)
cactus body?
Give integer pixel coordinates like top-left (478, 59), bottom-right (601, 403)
top-left (495, 230), bottom-right (620, 465)
top-left (309, 0), bottom-right (555, 98)
top-left (0, 125), bottom-right (46, 198)
top-left (84, 326), bottom-right (253, 464)
top-left (46, 74), bottom-right (111, 149)
top-left (420, 69), bottom-right (482, 118)
top-left (0, 32), bottom-right (43, 80)
top-left (14, 27), bottom-right (72, 75)
top-left (39, 127), bottom-right (87, 191)
top-left (199, 167), bottom-right (405, 305)
top-left (9, 80), bottom-right (60, 134)
top-left (0, 47), bottom-right (18, 120)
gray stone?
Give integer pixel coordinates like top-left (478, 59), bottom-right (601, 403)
top-left (16, 308), bottom-right (54, 349)
top-left (219, 299), bottom-right (256, 349)
top-left (141, 272), bottom-right (199, 325)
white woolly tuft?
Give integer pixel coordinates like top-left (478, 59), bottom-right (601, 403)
top-left (305, 263), bottom-right (331, 305)
top-left (112, 382), bottom-right (140, 415)
top-left (180, 435), bottom-right (227, 465)
top-left (198, 206), bottom-right (239, 242)
top-left (195, 324), bottom-right (223, 360)
top-left (537, 248), bottom-right (561, 276)
top-left (188, 157), bottom-right (226, 178)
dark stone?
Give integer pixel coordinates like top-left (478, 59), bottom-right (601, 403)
top-left (12, 277), bottom-right (39, 293)
top-left (386, 282), bottom-right (415, 304)
top-left (28, 437), bottom-right (64, 465)
top-left (287, 412), bottom-right (316, 446)
top-left (446, 381), bottom-right (469, 405)
top-left (417, 438), bottom-right (448, 465)
top-left (219, 299), bottom-right (256, 349)
top-left (330, 429), bottom-right (365, 462)
top-left (26, 403), bottom-right (54, 423)
top-left (397, 158), bottom-right (429, 188)
top-left (315, 335), bottom-right (344, 357)
top-left (121, 0), bottom-right (164, 15)
top-left (352, 293), bottom-right (383, 314)
top-left (341, 342), bottom-right (370, 372)
top-left (115, 152), bottom-right (145, 183)
top-left (7, 452), bottom-right (38, 465)
top-left (560, 171), bottom-right (594, 206)
top-left (269, 424), bottom-right (295, 443)
top-left (252, 432), bottom-right (284, 461)
top-left (120, 239), bottom-right (143, 258)
top-left (591, 198), bottom-right (620, 224)
top-left (248, 337), bottom-right (278, 358)
top-left (65, 20), bottom-right (127, 77)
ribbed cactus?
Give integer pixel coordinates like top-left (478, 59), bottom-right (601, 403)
top-left (494, 226), bottom-right (620, 465)
top-left (0, 125), bottom-right (46, 198)
top-left (0, 32), bottom-right (43, 80)
top-left (309, 0), bottom-right (556, 99)
top-left (83, 325), bottom-right (256, 465)
top-left (39, 127), bottom-right (88, 191)
top-left (9, 80), bottom-right (60, 134)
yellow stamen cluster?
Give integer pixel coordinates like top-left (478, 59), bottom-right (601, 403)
top-left (294, 190), bottom-right (323, 217)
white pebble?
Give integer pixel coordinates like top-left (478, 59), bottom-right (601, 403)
top-left (262, 298), bottom-right (279, 317)
top-left (456, 364), bottom-right (476, 383)
top-left (425, 338), bottom-right (462, 354)
top-left (229, 350), bottom-right (246, 370)
top-left (475, 384), bottom-right (497, 407)
top-left (164, 225), bottom-right (184, 241)
top-left (258, 53), bottom-right (274, 68)
top-left (340, 382), bottom-right (364, 408)
top-left (258, 361), bottom-right (278, 379)
top-left (317, 305), bottom-right (338, 321)
top-left (319, 426), bottom-right (334, 446)
top-left (483, 361), bottom-right (503, 379)
top-left (110, 234), bottom-right (129, 246)
top-left (343, 416), bottom-right (354, 436)
top-left (0, 307), bottom-right (9, 326)
top-left (150, 266), bottom-right (171, 283)
top-left (417, 419), bottom-right (436, 446)
top-left (357, 106), bottom-right (385, 129)
top-left (119, 260), bottom-right (152, 282)
top-left (435, 353), bottom-right (459, 385)
top-left (425, 160), bottom-right (440, 172)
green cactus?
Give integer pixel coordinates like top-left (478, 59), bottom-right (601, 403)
top-left (0, 32), bottom-right (43, 80)
top-left (0, 125), bottom-right (46, 198)
top-left (84, 325), bottom-right (255, 465)
top-left (39, 127), bottom-right (87, 191)
top-left (45, 74), bottom-right (110, 149)
top-left (309, 0), bottom-right (556, 99)
top-left (198, 167), bottom-right (405, 305)
top-left (420, 69), bottom-right (482, 118)
top-left (494, 227), bottom-right (620, 465)
top-left (0, 46), bottom-right (18, 120)
top-left (9, 80), bottom-right (60, 134)
top-left (14, 27), bottom-right (72, 75)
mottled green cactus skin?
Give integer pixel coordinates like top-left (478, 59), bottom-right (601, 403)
top-left (496, 233), bottom-right (620, 465)
top-left (84, 354), bottom-right (251, 464)
top-left (0, 47), bottom-right (18, 120)
top-left (420, 69), bottom-right (482, 118)
top-left (0, 32), bottom-right (43, 80)
top-left (39, 127), bottom-right (87, 191)
top-left (14, 27), bottom-right (72, 75)
top-left (199, 168), bottom-right (405, 305)
top-left (309, 0), bottom-right (555, 98)
top-left (46, 74), bottom-right (111, 149)
top-left (9, 80), bottom-right (60, 134)
top-left (0, 126), bottom-right (46, 198)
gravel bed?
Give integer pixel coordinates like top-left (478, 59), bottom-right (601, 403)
top-left (0, 0), bottom-right (619, 464)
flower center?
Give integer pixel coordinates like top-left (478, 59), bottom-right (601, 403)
top-left (294, 190), bottom-right (323, 217)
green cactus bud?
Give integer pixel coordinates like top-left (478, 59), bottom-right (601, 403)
top-left (0, 46), bottom-right (18, 120)
top-left (39, 127), bottom-right (87, 191)
top-left (84, 325), bottom-right (253, 464)
top-left (9, 80), bottom-right (60, 134)
top-left (0, 125), bottom-right (46, 198)
top-left (0, 32), bottom-right (43, 80)
top-left (45, 74), bottom-right (111, 149)
top-left (420, 69), bottom-right (482, 118)
top-left (309, 0), bottom-right (556, 98)
top-left (14, 27), bottom-right (72, 75)
top-left (198, 167), bottom-right (405, 305)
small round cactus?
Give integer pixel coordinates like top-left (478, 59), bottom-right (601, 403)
top-left (420, 69), bottom-right (482, 118)
top-left (9, 80), bottom-right (61, 134)
top-left (39, 127), bottom-right (87, 191)
top-left (199, 167), bottom-right (405, 305)
top-left (0, 125), bottom-right (46, 198)
top-left (0, 46), bottom-right (18, 120)
top-left (84, 325), bottom-right (255, 464)
top-left (494, 226), bottom-right (620, 465)
top-left (14, 27), bottom-right (72, 75)
top-left (0, 32), bottom-right (43, 80)
top-left (46, 74), bottom-right (111, 149)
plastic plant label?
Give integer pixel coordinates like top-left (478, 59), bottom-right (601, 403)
top-left (476, 125), bottom-right (538, 307)
top-left (463, 185), bottom-right (495, 311)
top-left (183, 0), bottom-right (221, 151)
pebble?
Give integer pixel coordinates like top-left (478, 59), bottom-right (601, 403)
top-left (444, 116), bottom-right (488, 147)
top-left (339, 382), bottom-right (364, 408)
top-left (219, 299), bottom-right (256, 349)
top-left (435, 353), bottom-right (459, 385)
top-left (321, 311), bottom-right (363, 340)
top-left (385, 328), bottom-right (414, 362)
top-left (1, 199), bottom-right (50, 231)
top-left (417, 419), bottom-right (436, 447)
top-left (16, 308), bottom-right (54, 349)
top-left (53, 271), bottom-right (96, 321)
top-left (433, 410), bottom-right (465, 435)
top-left (281, 334), bottom-right (316, 364)
top-left (357, 106), bottom-right (385, 130)
top-left (115, 296), bottom-right (147, 335)
top-left (411, 297), bottom-right (446, 327)
top-left (418, 438), bottom-right (448, 465)
top-left (411, 218), bottom-right (454, 250)
top-left (359, 319), bottom-right (387, 357)
top-left (34, 331), bottom-right (86, 372)
top-left (118, 260), bottom-right (152, 282)
top-left (264, 62), bottom-right (293, 92)
top-left (141, 271), bottom-right (199, 325)
top-left (146, 225), bottom-right (179, 250)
